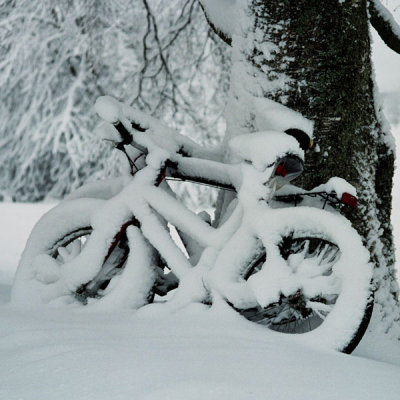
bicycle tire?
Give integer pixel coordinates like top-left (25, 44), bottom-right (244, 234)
top-left (12, 198), bottom-right (157, 307)
top-left (219, 207), bottom-right (373, 353)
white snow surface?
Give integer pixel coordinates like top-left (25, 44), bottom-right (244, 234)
top-left (250, 97), bottom-right (314, 138)
top-left (229, 131), bottom-right (304, 171)
top-left (310, 177), bottom-right (357, 198)
top-left (0, 202), bottom-right (55, 285)
top-left (1, 202), bottom-right (400, 400)
top-left (1, 299), bottom-right (400, 400)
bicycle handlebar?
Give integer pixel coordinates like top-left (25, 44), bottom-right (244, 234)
top-left (113, 121), bottom-right (133, 146)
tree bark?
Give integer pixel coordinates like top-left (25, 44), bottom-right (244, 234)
top-left (221, 0), bottom-right (399, 333)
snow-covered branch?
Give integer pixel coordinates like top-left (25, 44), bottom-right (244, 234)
top-left (0, 0), bottom-right (229, 202)
top-left (369, 0), bottom-right (400, 54)
top-left (198, 0), bottom-right (232, 46)
top-left (198, 0), bottom-right (243, 46)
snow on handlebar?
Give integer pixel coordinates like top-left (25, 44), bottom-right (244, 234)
top-left (94, 96), bottom-right (120, 124)
top-left (95, 96), bottom-right (148, 147)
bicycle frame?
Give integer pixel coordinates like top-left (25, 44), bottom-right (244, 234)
top-left (79, 121), bottom-right (353, 292)
top-left (60, 95), bottom-right (358, 306)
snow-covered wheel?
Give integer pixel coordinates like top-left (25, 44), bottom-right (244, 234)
top-left (240, 236), bottom-right (373, 353)
top-left (219, 207), bottom-right (374, 353)
top-left (68, 224), bottom-right (131, 305)
top-left (12, 198), bottom-right (157, 308)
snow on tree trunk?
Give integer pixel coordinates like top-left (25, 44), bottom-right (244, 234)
top-left (213, 0), bottom-right (399, 336)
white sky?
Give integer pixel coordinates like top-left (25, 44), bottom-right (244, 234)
top-left (372, 33), bottom-right (400, 93)
top-left (371, 20), bottom-right (400, 266)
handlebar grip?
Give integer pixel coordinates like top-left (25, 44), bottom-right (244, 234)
top-left (114, 121), bottom-right (133, 145)
top-left (131, 121), bottom-right (147, 132)
top-left (113, 120), bottom-right (148, 154)
top-left (114, 119), bottom-right (148, 146)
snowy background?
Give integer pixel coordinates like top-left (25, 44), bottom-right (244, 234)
top-left (1, 9), bottom-right (400, 400)
top-left (373, 30), bottom-right (400, 268)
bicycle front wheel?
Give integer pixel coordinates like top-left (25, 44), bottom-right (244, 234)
top-left (12, 198), bottom-right (157, 308)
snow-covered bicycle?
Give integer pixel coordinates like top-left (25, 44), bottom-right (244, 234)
top-left (12, 96), bottom-right (373, 353)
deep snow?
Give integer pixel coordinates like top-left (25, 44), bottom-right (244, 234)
top-left (1, 301), bottom-right (400, 400)
top-left (1, 202), bottom-right (400, 400)
top-left (0, 202), bottom-right (54, 286)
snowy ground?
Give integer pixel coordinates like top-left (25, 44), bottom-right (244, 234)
top-left (1, 202), bottom-right (400, 400)
top-left (1, 301), bottom-right (400, 400)
top-left (0, 202), bottom-right (54, 286)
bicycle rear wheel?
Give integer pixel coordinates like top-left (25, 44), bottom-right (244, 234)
top-left (228, 207), bottom-right (373, 353)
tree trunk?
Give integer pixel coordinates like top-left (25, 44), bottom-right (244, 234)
top-left (223, 0), bottom-right (399, 333)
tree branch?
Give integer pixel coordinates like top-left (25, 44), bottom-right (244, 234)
top-left (198, 1), bottom-right (232, 46)
top-left (369, 0), bottom-right (400, 54)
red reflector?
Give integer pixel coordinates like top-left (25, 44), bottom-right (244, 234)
top-left (341, 192), bottom-right (357, 208)
top-left (275, 164), bottom-right (288, 177)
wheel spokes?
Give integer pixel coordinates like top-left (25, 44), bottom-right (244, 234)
top-left (238, 236), bottom-right (342, 334)
top-left (306, 300), bottom-right (334, 320)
